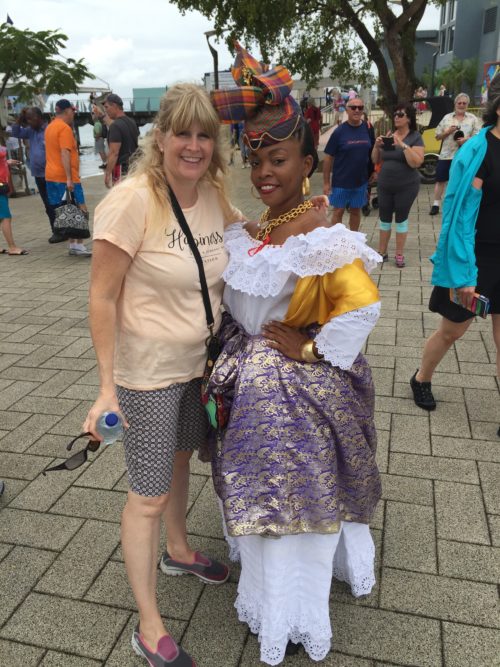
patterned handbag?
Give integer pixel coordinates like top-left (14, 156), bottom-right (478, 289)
top-left (54, 189), bottom-right (90, 239)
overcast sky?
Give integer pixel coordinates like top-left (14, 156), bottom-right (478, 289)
top-left (2, 0), bottom-right (440, 99)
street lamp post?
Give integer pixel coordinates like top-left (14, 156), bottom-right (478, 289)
top-left (425, 41), bottom-right (440, 96)
top-left (204, 30), bottom-right (219, 90)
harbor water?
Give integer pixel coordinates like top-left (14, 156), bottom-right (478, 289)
top-left (78, 123), bottom-right (152, 179)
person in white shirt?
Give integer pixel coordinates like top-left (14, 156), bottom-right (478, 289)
top-left (430, 93), bottom-right (481, 215)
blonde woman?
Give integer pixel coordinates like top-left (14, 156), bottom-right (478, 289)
top-left (84, 84), bottom-right (242, 667)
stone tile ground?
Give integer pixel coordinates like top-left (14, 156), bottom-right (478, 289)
top-left (0, 164), bottom-right (499, 667)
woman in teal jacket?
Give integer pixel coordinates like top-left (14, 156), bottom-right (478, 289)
top-left (410, 96), bottom-right (500, 424)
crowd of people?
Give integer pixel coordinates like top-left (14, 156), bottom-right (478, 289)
top-left (1, 93), bottom-right (139, 257)
top-left (1, 51), bottom-right (499, 667)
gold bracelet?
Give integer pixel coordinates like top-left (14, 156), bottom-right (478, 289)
top-left (301, 339), bottom-right (323, 363)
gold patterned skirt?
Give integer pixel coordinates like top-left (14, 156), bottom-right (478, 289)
top-left (209, 319), bottom-right (381, 537)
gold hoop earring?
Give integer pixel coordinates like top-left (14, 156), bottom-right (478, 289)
top-left (251, 185), bottom-right (261, 200)
top-left (302, 177), bottom-right (311, 196)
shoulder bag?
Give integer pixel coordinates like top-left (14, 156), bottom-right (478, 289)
top-left (54, 189), bottom-right (90, 239)
top-left (167, 186), bottom-right (227, 436)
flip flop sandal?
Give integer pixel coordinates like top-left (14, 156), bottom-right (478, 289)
top-left (0, 249), bottom-right (7, 254)
top-left (8, 249), bottom-right (29, 255)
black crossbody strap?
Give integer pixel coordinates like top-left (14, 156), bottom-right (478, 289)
top-left (168, 186), bottom-right (215, 332)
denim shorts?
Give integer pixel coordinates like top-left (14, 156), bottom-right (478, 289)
top-left (46, 181), bottom-right (85, 206)
top-left (0, 194), bottom-right (11, 219)
top-left (329, 183), bottom-right (368, 209)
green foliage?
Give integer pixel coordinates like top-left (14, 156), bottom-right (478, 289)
top-left (0, 23), bottom-right (94, 101)
top-left (173, 0), bottom-right (446, 108)
top-left (417, 66), bottom-right (432, 90)
top-left (437, 57), bottom-right (479, 97)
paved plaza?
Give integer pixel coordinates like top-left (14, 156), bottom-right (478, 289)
top-left (0, 165), bottom-right (499, 667)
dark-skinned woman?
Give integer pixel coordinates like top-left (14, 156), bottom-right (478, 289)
top-left (209, 45), bottom-right (382, 665)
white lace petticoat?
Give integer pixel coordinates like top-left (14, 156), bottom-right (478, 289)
top-left (225, 522), bottom-right (376, 665)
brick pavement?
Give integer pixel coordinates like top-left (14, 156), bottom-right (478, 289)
top-left (0, 165), bottom-right (499, 667)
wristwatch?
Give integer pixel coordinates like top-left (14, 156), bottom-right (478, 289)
top-left (402, 143), bottom-right (409, 151)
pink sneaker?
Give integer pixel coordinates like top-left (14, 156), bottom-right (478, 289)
top-left (132, 625), bottom-right (196, 666)
top-left (395, 254), bottom-right (405, 268)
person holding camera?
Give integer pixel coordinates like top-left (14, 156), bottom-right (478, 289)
top-left (371, 103), bottom-right (424, 267)
top-left (429, 93), bottom-right (481, 216)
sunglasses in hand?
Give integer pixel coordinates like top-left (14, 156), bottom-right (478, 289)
top-left (43, 432), bottom-right (101, 474)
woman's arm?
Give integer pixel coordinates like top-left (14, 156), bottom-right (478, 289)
top-left (371, 135), bottom-right (384, 164)
top-left (262, 258), bottom-right (381, 368)
top-left (83, 240), bottom-right (132, 439)
top-left (313, 302), bottom-right (381, 368)
top-left (392, 133), bottom-right (424, 168)
top-left (401, 144), bottom-right (424, 168)
top-left (323, 154), bottom-right (334, 195)
top-left (261, 302), bottom-right (381, 369)
top-left (455, 175), bottom-right (484, 309)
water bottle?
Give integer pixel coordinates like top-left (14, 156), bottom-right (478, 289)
top-left (96, 412), bottom-right (124, 444)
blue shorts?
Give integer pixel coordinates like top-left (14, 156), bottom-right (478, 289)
top-left (329, 183), bottom-right (368, 209)
top-left (0, 194), bottom-right (11, 219)
top-left (46, 181), bottom-right (85, 206)
top-left (435, 159), bottom-right (451, 183)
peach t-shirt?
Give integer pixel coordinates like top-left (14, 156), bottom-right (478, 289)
top-left (93, 176), bottom-right (240, 390)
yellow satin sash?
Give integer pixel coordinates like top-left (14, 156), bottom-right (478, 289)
top-left (282, 258), bottom-right (379, 328)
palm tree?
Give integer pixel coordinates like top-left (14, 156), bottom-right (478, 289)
top-left (437, 58), bottom-right (479, 97)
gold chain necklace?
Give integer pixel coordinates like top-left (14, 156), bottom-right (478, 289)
top-left (256, 200), bottom-right (315, 241)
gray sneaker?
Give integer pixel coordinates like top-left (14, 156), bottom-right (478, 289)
top-left (132, 625), bottom-right (196, 666)
top-left (69, 247), bottom-right (92, 256)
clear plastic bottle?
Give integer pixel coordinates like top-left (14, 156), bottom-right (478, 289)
top-left (96, 412), bottom-right (124, 444)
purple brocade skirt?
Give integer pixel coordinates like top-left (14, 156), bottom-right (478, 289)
top-left (209, 316), bottom-right (381, 538)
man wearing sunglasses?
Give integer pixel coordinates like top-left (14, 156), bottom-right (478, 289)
top-left (323, 98), bottom-right (374, 231)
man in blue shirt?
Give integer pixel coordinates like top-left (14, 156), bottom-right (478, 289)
top-left (322, 98), bottom-right (374, 231)
top-left (9, 107), bottom-right (63, 243)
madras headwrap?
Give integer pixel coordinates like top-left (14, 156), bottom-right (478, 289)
top-left (211, 42), bottom-right (303, 149)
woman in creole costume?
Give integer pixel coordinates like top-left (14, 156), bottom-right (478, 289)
top-left (210, 45), bottom-right (382, 665)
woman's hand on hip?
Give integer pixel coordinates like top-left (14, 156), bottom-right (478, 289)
top-left (262, 321), bottom-right (310, 361)
top-left (457, 286), bottom-right (476, 311)
top-left (310, 195), bottom-right (329, 210)
top-left (83, 390), bottom-right (128, 441)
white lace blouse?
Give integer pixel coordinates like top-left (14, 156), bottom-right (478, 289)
top-left (222, 222), bottom-right (382, 369)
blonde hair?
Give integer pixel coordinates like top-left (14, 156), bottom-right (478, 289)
top-left (128, 83), bottom-right (232, 219)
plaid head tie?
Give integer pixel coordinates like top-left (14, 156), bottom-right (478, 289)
top-left (211, 42), bottom-right (294, 124)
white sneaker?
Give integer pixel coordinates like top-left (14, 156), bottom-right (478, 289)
top-left (69, 247), bottom-right (92, 256)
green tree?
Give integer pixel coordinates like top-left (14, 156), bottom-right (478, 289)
top-left (418, 66), bottom-right (432, 91)
top-left (172, 0), bottom-right (446, 110)
top-left (462, 58), bottom-right (479, 97)
top-left (0, 23), bottom-right (94, 103)
top-left (438, 57), bottom-right (479, 97)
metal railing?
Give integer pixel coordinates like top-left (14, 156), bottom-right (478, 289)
top-left (48, 98), bottom-right (161, 114)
